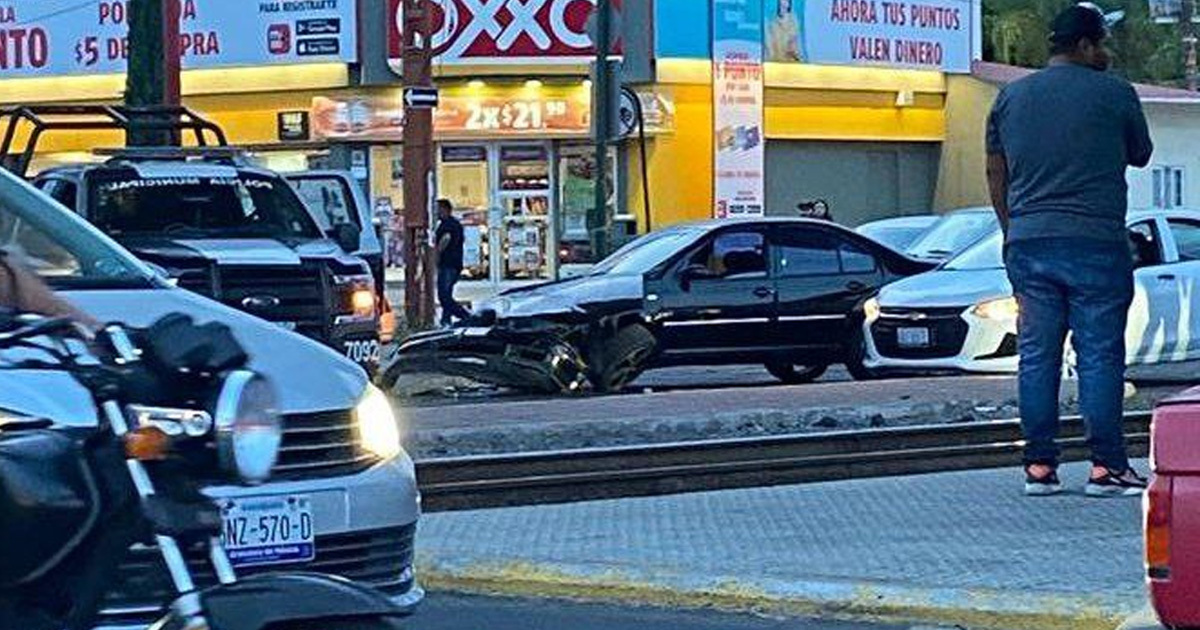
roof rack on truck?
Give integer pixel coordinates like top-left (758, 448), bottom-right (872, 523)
top-left (0, 104), bottom-right (228, 177)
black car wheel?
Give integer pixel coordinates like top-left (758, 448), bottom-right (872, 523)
top-left (589, 323), bottom-right (657, 393)
top-left (765, 362), bottom-right (828, 384)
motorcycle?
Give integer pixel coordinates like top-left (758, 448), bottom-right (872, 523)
top-left (0, 311), bottom-right (408, 630)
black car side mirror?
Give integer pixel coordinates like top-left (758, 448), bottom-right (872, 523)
top-left (329, 222), bottom-right (361, 253)
top-left (680, 264), bottom-right (719, 291)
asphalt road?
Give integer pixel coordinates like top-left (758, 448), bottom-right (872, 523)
top-left (412, 592), bottom-right (910, 630)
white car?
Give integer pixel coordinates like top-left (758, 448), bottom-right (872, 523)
top-left (855, 215), bottom-right (938, 251)
top-left (861, 209), bottom-right (1200, 374)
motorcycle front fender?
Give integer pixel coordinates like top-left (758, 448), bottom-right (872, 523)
top-left (157, 573), bottom-right (405, 630)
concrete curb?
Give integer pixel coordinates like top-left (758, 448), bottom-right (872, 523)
top-left (417, 555), bottom-right (1140, 630)
top-left (1116, 606), bottom-right (1165, 630)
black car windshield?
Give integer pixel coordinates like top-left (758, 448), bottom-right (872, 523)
top-left (906, 211), bottom-right (997, 259)
top-left (943, 231), bottom-right (1004, 270)
top-left (89, 170), bottom-right (322, 240)
top-left (0, 170), bottom-right (150, 289)
top-left (590, 226), bottom-right (705, 276)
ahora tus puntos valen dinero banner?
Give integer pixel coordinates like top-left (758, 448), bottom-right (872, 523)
top-left (764, 0), bottom-right (972, 71)
top-left (713, 0), bottom-right (766, 219)
top-left (0, 0), bottom-right (357, 78)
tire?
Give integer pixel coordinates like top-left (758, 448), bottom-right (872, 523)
top-left (845, 325), bottom-right (880, 381)
top-left (765, 362), bottom-right (828, 384)
top-left (588, 323), bottom-right (657, 393)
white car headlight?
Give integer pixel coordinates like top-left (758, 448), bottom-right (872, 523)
top-left (863, 297), bottom-right (882, 324)
top-left (973, 296), bottom-right (1019, 322)
top-left (355, 384), bottom-right (402, 460)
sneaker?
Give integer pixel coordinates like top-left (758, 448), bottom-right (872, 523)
top-left (1085, 466), bottom-right (1148, 498)
top-left (1024, 465), bottom-right (1063, 496)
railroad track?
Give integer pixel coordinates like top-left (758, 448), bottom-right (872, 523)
top-left (416, 412), bottom-right (1152, 512)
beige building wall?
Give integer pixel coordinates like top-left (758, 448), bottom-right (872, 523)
top-left (933, 75), bottom-right (999, 211)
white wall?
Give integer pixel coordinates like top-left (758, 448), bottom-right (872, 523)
top-left (1128, 102), bottom-right (1200, 211)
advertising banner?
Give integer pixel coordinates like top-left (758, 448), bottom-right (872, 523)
top-left (387, 0), bottom-right (622, 72)
top-left (764, 0), bottom-right (973, 71)
top-left (0, 0), bottom-right (357, 78)
top-left (713, 0), bottom-right (765, 218)
top-left (311, 86), bottom-right (593, 140)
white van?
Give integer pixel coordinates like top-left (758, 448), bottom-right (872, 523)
top-left (0, 168), bottom-right (422, 628)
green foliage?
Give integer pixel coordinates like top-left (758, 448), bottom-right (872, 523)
top-left (983, 0), bottom-right (1187, 86)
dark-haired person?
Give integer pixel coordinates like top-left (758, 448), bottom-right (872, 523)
top-left (986, 3), bottom-right (1153, 497)
top-left (434, 199), bottom-right (471, 327)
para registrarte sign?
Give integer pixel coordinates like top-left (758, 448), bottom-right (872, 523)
top-left (713, 0), bottom-right (765, 218)
top-left (764, 0), bottom-right (973, 71)
top-left (0, 0), bottom-right (357, 79)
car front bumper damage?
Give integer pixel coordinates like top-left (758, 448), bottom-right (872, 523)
top-left (383, 325), bottom-right (590, 394)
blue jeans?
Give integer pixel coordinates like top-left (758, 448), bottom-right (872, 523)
top-left (1005, 238), bottom-right (1134, 471)
top-left (437, 267), bottom-right (471, 325)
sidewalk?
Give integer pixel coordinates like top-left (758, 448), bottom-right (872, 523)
top-left (417, 460), bottom-right (1148, 630)
top-left (383, 268), bottom-right (542, 310)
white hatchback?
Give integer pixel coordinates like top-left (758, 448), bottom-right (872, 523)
top-left (861, 209), bottom-right (1200, 374)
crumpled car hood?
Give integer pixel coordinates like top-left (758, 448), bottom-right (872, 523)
top-left (484, 274), bottom-right (644, 318)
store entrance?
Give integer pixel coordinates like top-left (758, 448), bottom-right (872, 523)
top-left (437, 142), bottom-right (555, 282)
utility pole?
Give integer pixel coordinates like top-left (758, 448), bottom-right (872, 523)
top-left (402, 0), bottom-right (436, 328)
top-left (1184, 0), bottom-right (1199, 91)
top-left (125, 0), bottom-right (180, 146)
top-left (589, 0), bottom-right (613, 260)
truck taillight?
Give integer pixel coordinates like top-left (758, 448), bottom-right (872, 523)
top-left (1145, 474), bottom-right (1173, 579)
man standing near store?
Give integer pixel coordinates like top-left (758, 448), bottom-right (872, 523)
top-left (986, 2), bottom-right (1153, 497)
top-left (435, 199), bottom-right (472, 327)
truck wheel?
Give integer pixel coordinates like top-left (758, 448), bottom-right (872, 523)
top-left (765, 362), bottom-right (828, 384)
top-left (589, 324), bottom-right (657, 393)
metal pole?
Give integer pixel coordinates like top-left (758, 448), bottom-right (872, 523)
top-left (632, 91), bottom-right (651, 233)
top-left (402, 0), bottom-right (436, 329)
top-left (1184, 0), bottom-right (1198, 91)
top-left (590, 0), bottom-right (612, 260)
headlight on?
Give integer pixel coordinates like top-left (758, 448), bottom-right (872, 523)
top-left (863, 297), bottom-right (882, 324)
top-left (215, 370), bottom-right (283, 485)
top-left (335, 274), bottom-right (377, 320)
top-left (355, 384), bottom-right (402, 460)
top-left (973, 296), bottom-right (1019, 322)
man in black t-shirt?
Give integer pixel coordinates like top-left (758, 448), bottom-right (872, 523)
top-left (435, 199), bottom-right (471, 326)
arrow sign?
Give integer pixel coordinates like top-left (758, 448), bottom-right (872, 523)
top-left (403, 86), bottom-right (439, 109)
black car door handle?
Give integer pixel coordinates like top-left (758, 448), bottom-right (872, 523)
top-left (846, 281), bottom-right (867, 291)
top-left (1158, 274), bottom-right (1177, 281)
top-left (753, 286), bottom-right (775, 298)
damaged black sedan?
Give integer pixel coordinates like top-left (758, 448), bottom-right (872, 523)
top-left (384, 218), bottom-right (936, 394)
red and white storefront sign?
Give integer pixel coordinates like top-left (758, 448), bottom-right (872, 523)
top-left (387, 0), bottom-right (620, 70)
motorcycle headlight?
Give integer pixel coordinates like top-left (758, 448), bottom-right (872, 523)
top-left (215, 370), bottom-right (283, 485)
top-left (973, 296), bottom-right (1019, 322)
top-left (355, 384), bottom-right (402, 460)
top-left (863, 297), bottom-right (882, 324)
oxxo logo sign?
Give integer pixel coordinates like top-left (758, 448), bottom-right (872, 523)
top-left (387, 0), bottom-right (620, 68)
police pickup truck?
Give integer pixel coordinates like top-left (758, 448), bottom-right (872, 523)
top-left (34, 151), bottom-right (382, 370)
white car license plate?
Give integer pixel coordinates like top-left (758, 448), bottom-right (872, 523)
top-left (897, 327), bottom-right (931, 348)
top-left (220, 495), bottom-right (315, 568)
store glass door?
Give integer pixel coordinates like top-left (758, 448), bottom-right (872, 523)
top-left (438, 145), bottom-right (491, 279)
top-left (498, 145), bottom-right (552, 280)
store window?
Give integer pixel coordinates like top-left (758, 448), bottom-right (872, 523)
top-left (558, 145), bottom-right (618, 264)
top-left (1153, 166), bottom-right (1185, 209)
top-left (499, 145), bottom-right (551, 279)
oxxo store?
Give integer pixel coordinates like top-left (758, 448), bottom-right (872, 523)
top-left (313, 80), bottom-right (617, 282)
top-left (327, 0), bottom-right (634, 283)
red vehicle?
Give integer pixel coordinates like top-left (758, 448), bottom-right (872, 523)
top-left (1147, 387), bottom-right (1200, 627)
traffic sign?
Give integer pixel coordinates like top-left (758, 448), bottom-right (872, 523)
top-left (403, 86), bottom-right (439, 109)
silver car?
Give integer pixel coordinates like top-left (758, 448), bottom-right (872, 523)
top-left (0, 168), bottom-right (422, 629)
